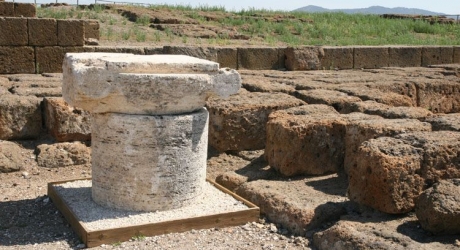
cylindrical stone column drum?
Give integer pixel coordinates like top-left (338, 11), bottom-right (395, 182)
top-left (91, 108), bottom-right (208, 212)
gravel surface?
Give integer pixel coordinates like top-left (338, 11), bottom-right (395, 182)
top-left (54, 180), bottom-right (250, 231)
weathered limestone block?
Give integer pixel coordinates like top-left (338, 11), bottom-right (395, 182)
top-left (0, 140), bottom-right (24, 173)
top-left (415, 81), bottom-right (460, 113)
top-left (44, 97), bottom-right (91, 142)
top-left (6, 73), bottom-right (63, 97)
top-left (235, 175), bottom-right (348, 236)
top-left (348, 131), bottom-right (460, 214)
top-left (0, 17), bottom-right (27, 45)
top-left (0, 46), bottom-right (35, 74)
top-left (238, 47), bottom-right (284, 70)
top-left (425, 113), bottom-right (460, 131)
top-left (206, 92), bottom-right (305, 151)
top-left (14, 3), bottom-right (35, 17)
top-left (265, 105), bottom-right (346, 176)
top-left (344, 118), bottom-right (431, 174)
top-left (336, 86), bottom-right (413, 107)
top-left (354, 46), bottom-right (389, 69)
top-left (416, 179), bottom-right (460, 235)
top-left (0, 95), bottom-right (42, 140)
top-left (28, 18), bottom-right (57, 46)
top-left (389, 46), bottom-right (422, 67)
top-left (454, 46), bottom-right (460, 63)
top-left (217, 47), bottom-right (237, 69)
top-left (348, 137), bottom-right (425, 214)
top-left (294, 89), bottom-right (361, 112)
top-left (321, 46), bottom-right (353, 70)
top-left (342, 100), bottom-right (433, 119)
top-left (35, 46), bottom-right (92, 73)
top-left (58, 19), bottom-right (84, 46)
top-left (0, 2), bottom-right (14, 17)
top-left (163, 46), bottom-right (218, 61)
top-left (63, 53), bottom-right (240, 115)
top-left (94, 46), bottom-right (145, 54)
top-left (84, 19), bottom-right (100, 40)
top-left (36, 142), bottom-right (91, 168)
top-left (91, 108), bottom-right (208, 211)
top-left (285, 46), bottom-right (324, 71)
top-left (422, 46), bottom-right (453, 66)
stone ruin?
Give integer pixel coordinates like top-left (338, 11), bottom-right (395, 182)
top-left (61, 52), bottom-right (241, 211)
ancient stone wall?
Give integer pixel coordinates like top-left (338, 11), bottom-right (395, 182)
top-left (0, 3), bottom-right (99, 74)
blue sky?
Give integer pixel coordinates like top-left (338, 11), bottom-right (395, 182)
top-left (16, 0), bottom-right (460, 14)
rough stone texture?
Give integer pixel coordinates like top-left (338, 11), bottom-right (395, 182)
top-left (163, 46), bottom-right (217, 61)
top-left (354, 46), bottom-right (389, 69)
top-left (321, 46), bottom-right (353, 70)
top-left (422, 46), bottom-right (454, 66)
top-left (143, 46), bottom-right (164, 55)
top-left (313, 213), bottom-right (457, 250)
top-left (241, 73), bottom-right (296, 94)
top-left (236, 175), bottom-right (348, 236)
top-left (28, 18), bottom-right (57, 46)
top-left (83, 19), bottom-right (100, 40)
top-left (265, 105), bottom-right (347, 176)
top-left (0, 140), bottom-right (24, 173)
top-left (425, 113), bottom-right (460, 131)
top-left (35, 46), bottom-right (92, 73)
top-left (295, 89), bottom-right (361, 112)
top-left (0, 2), bottom-right (14, 17)
top-left (36, 142), bottom-right (91, 168)
top-left (415, 179), bottom-right (460, 235)
top-left (389, 46), bottom-right (422, 67)
top-left (91, 108), bottom-right (208, 212)
top-left (0, 95), bottom-right (42, 140)
top-left (13, 3), bottom-right (35, 17)
top-left (344, 118), bottom-right (432, 175)
top-left (285, 46), bottom-right (324, 71)
top-left (93, 46), bottom-right (144, 54)
top-left (415, 81), bottom-right (460, 113)
top-left (0, 46), bottom-right (35, 74)
top-left (337, 86), bottom-right (413, 107)
top-left (217, 47), bottom-right (237, 69)
top-left (0, 17), bottom-right (28, 46)
top-left (206, 92), bottom-right (305, 151)
top-left (4, 73), bottom-right (63, 97)
top-left (342, 100), bottom-right (433, 119)
top-left (348, 137), bottom-right (425, 214)
top-left (454, 46), bottom-right (460, 63)
top-left (348, 131), bottom-right (460, 214)
top-left (44, 97), bottom-right (91, 142)
top-left (238, 47), bottom-right (283, 70)
top-left (57, 19), bottom-right (84, 46)
top-left (63, 53), bottom-right (240, 115)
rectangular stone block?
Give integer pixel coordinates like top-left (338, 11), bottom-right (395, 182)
top-left (453, 46), bottom-right (460, 63)
top-left (389, 46), bottom-right (422, 67)
top-left (93, 46), bottom-right (145, 54)
top-left (28, 18), bottom-right (57, 46)
top-left (35, 46), bottom-right (92, 73)
top-left (0, 46), bottom-right (34, 74)
top-left (44, 97), bottom-right (91, 142)
top-left (144, 46), bottom-right (164, 55)
top-left (217, 47), bottom-right (237, 69)
top-left (0, 17), bottom-right (28, 45)
top-left (354, 46), bottom-right (389, 69)
top-left (0, 2), bottom-right (14, 16)
top-left (58, 19), bottom-right (84, 46)
top-left (0, 95), bottom-right (42, 140)
top-left (84, 19), bottom-right (99, 40)
top-left (163, 46), bottom-right (217, 61)
top-left (14, 3), bottom-right (35, 17)
top-left (237, 47), bottom-right (283, 70)
top-left (421, 46), bottom-right (453, 66)
top-left (321, 46), bottom-right (353, 70)
top-left (285, 46), bottom-right (323, 70)
top-left (415, 81), bottom-right (460, 113)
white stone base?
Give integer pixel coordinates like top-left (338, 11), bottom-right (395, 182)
top-left (91, 108), bottom-right (209, 212)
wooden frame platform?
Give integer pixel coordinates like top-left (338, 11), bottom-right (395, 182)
top-left (48, 178), bottom-right (259, 248)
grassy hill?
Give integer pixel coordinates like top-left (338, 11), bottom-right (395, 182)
top-left (38, 4), bottom-right (460, 46)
